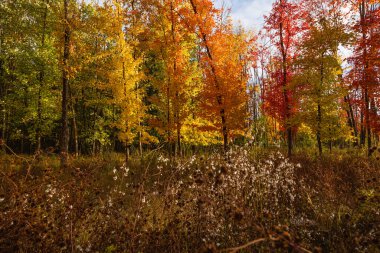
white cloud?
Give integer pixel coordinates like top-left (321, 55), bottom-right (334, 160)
top-left (85, 0), bottom-right (274, 32)
top-left (215, 0), bottom-right (275, 32)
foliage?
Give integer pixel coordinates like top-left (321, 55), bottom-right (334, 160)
top-left (0, 0), bottom-right (379, 251)
top-left (293, 15), bottom-right (351, 151)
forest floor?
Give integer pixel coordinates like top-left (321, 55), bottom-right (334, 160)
top-left (0, 147), bottom-right (379, 253)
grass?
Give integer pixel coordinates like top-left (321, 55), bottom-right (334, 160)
top-left (0, 147), bottom-right (379, 252)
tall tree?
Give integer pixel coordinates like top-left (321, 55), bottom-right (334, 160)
top-left (108, 0), bottom-right (149, 163)
top-left (263, 0), bottom-right (304, 157)
top-left (60, 0), bottom-right (71, 167)
top-left (143, 0), bottom-right (206, 156)
top-left (0, 0), bottom-right (59, 154)
top-left (36, 0), bottom-right (49, 153)
top-left (349, 0), bottom-right (380, 154)
top-left (181, 0), bottom-right (251, 152)
top-left (294, 0), bottom-right (350, 155)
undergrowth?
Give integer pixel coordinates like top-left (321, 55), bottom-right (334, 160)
top-left (0, 148), bottom-right (379, 252)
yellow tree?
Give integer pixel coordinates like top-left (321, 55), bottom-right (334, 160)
top-left (294, 17), bottom-right (351, 155)
top-left (107, 0), bottom-right (147, 162)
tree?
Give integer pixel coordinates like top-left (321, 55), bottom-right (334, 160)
top-left (348, 0), bottom-right (380, 154)
top-left (0, 0), bottom-right (60, 155)
top-left (263, 0), bottom-right (304, 157)
top-left (294, 2), bottom-right (351, 155)
top-left (142, 0), bottom-right (202, 156)
top-left (60, 0), bottom-right (71, 167)
top-left (110, 0), bottom-right (146, 163)
top-left (181, 0), bottom-right (251, 152)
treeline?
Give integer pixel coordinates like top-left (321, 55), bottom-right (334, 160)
top-left (0, 0), bottom-right (379, 165)
top-left (256, 0), bottom-right (380, 157)
top-left (0, 0), bottom-right (252, 165)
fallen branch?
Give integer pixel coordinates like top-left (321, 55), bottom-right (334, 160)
top-left (221, 238), bottom-right (266, 253)
top-left (0, 140), bottom-right (34, 180)
top-left (220, 236), bottom-right (313, 253)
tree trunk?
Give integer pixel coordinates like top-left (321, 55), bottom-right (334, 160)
top-left (167, 81), bottom-right (172, 157)
top-left (22, 87), bottom-right (28, 153)
top-left (317, 103), bottom-right (323, 156)
top-left (60, 0), bottom-right (70, 168)
top-left (68, 84), bottom-right (78, 157)
top-left (221, 108), bottom-right (228, 153)
top-left (36, 0), bottom-right (48, 154)
top-left (138, 130), bottom-right (143, 157)
top-left (0, 19), bottom-right (6, 153)
top-left (279, 12), bottom-right (292, 157)
top-left (329, 140), bottom-right (332, 153)
top-left (329, 124), bottom-right (332, 153)
top-left (177, 122), bottom-right (181, 157)
top-left (171, 2), bottom-right (179, 157)
top-left (71, 106), bottom-right (79, 157)
top-left (344, 95), bottom-right (358, 145)
top-left (189, 0), bottom-right (229, 154)
top-left (125, 144), bottom-right (130, 165)
top-left (317, 52), bottom-right (324, 157)
top-left (360, 0), bottom-right (372, 155)
top-left (365, 87), bottom-right (371, 154)
top-left (36, 74), bottom-right (43, 153)
top-left (0, 57), bottom-right (6, 153)
top-left (360, 107), bottom-right (365, 146)
top-left (122, 51), bottom-right (130, 164)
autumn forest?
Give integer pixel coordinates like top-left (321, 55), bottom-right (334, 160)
top-left (0, 0), bottom-right (379, 252)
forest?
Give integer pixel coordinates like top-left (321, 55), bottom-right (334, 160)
top-left (0, 0), bottom-right (379, 252)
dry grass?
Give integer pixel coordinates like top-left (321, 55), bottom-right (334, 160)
top-left (0, 147), bottom-right (379, 252)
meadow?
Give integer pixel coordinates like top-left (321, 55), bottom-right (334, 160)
top-left (1, 148), bottom-right (379, 253)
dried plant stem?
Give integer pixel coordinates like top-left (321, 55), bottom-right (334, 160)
top-left (221, 238), bottom-right (266, 253)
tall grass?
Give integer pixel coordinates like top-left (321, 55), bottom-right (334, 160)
top-left (0, 147), bottom-right (379, 252)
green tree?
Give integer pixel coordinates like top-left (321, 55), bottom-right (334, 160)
top-left (294, 18), bottom-right (350, 155)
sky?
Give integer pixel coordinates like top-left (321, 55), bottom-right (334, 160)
top-left (85, 0), bottom-right (351, 59)
top-left (218, 0), bottom-right (352, 61)
top-left (85, 0), bottom-right (275, 32)
top-left (215, 0), bottom-right (275, 32)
